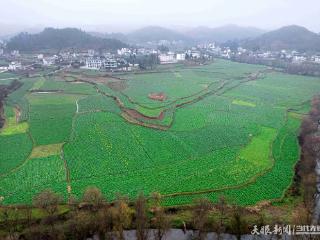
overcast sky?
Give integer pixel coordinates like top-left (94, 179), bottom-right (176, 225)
top-left (1, 0), bottom-right (320, 33)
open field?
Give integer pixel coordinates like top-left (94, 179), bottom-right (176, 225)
top-left (1, 59), bottom-right (320, 206)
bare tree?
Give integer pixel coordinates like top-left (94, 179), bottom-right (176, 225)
top-left (82, 186), bottom-right (106, 211)
top-left (33, 189), bottom-right (62, 216)
top-left (150, 192), bottom-right (170, 240)
top-left (113, 195), bottom-right (132, 240)
top-left (215, 195), bottom-right (227, 239)
top-left (135, 193), bottom-right (149, 240)
top-left (192, 198), bottom-right (213, 240)
top-left (96, 208), bottom-right (112, 240)
top-left (230, 206), bottom-right (247, 240)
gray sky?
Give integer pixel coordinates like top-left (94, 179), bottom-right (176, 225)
top-left (1, 0), bottom-right (320, 33)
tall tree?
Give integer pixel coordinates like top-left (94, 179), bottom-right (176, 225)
top-left (192, 198), bottom-right (213, 240)
top-left (215, 195), bottom-right (227, 239)
top-left (82, 186), bottom-right (106, 211)
top-left (33, 189), bottom-right (62, 216)
top-left (150, 192), bottom-right (170, 240)
top-left (113, 195), bottom-right (132, 240)
top-left (135, 193), bottom-right (149, 240)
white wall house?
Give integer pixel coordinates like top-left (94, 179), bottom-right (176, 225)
top-left (159, 52), bottom-right (176, 64)
top-left (105, 59), bottom-right (117, 69)
top-left (84, 58), bottom-right (104, 69)
top-left (11, 50), bottom-right (20, 57)
top-left (43, 57), bottom-right (56, 66)
top-left (293, 55), bottom-right (307, 63)
top-left (83, 58), bottom-right (118, 70)
top-left (88, 49), bottom-right (95, 57)
top-left (176, 53), bottom-right (186, 61)
top-left (117, 48), bottom-right (131, 56)
top-left (0, 66), bottom-right (8, 72)
top-left (8, 62), bottom-right (22, 71)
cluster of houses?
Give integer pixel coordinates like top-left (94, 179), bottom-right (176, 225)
top-left (1, 41), bottom-right (320, 73)
top-left (0, 45), bottom-right (213, 72)
top-left (197, 44), bottom-right (320, 65)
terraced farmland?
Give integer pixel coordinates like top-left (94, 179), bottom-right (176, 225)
top-left (1, 59), bottom-right (320, 206)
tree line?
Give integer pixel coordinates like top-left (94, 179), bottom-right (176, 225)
top-left (230, 55), bottom-right (320, 77)
top-left (0, 80), bottom-right (22, 128)
top-left (0, 187), bottom-right (262, 240)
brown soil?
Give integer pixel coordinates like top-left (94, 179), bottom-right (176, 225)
top-left (148, 92), bottom-right (166, 101)
top-left (107, 81), bottom-right (128, 91)
top-left (121, 112), bottom-right (168, 131)
top-left (14, 106), bottom-right (21, 123)
top-left (123, 108), bottom-right (164, 121)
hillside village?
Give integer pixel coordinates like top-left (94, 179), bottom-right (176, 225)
top-left (1, 31), bottom-right (320, 75)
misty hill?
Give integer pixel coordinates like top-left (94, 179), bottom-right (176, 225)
top-left (111, 25), bottom-right (264, 44)
top-left (126, 26), bottom-right (193, 43)
top-left (186, 25), bottom-right (265, 43)
top-left (7, 28), bottom-right (127, 52)
top-left (89, 31), bottom-right (128, 43)
top-left (243, 25), bottom-right (320, 52)
top-left (0, 23), bottom-right (42, 40)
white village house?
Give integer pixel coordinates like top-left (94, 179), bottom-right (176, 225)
top-left (176, 53), bottom-right (186, 61)
top-left (84, 57), bottom-right (118, 70)
top-left (159, 52), bottom-right (176, 64)
top-left (8, 62), bottom-right (22, 71)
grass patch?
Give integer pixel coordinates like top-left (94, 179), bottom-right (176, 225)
top-left (0, 107), bottom-right (29, 136)
top-left (31, 78), bottom-right (45, 90)
top-left (232, 99), bottom-right (256, 107)
top-left (288, 111), bottom-right (304, 120)
top-left (30, 143), bottom-right (64, 159)
top-left (237, 127), bottom-right (276, 169)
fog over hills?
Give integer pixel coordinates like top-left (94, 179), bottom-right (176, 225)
top-left (185, 25), bottom-right (266, 43)
top-left (3, 23), bottom-right (320, 53)
top-left (6, 28), bottom-right (127, 52)
top-left (62, 24), bottom-right (268, 45)
top-left (242, 25), bottom-right (320, 52)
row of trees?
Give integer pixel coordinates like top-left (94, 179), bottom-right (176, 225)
top-left (297, 96), bottom-right (320, 224)
top-left (0, 80), bottom-right (22, 128)
top-left (0, 187), bottom-right (254, 240)
top-left (231, 54), bottom-right (320, 77)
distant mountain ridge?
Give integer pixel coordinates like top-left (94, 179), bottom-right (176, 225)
top-left (126, 26), bottom-right (193, 43)
top-left (242, 25), bottom-right (320, 52)
top-left (186, 25), bottom-right (265, 43)
top-left (88, 25), bottom-right (265, 45)
top-left (7, 28), bottom-right (127, 52)
top-left (6, 25), bottom-right (320, 53)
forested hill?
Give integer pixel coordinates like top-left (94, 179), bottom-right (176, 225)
top-left (7, 28), bottom-right (128, 52)
top-left (242, 25), bottom-right (320, 52)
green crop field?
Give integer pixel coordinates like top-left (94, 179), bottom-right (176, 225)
top-left (1, 59), bottom-right (320, 206)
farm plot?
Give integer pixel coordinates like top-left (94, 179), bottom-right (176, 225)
top-left (0, 133), bottom-right (33, 175)
top-left (0, 72), bottom-right (18, 80)
top-left (27, 93), bottom-right (79, 145)
top-left (1, 59), bottom-right (320, 206)
top-left (64, 109), bottom-right (276, 200)
top-left (77, 94), bottom-right (121, 114)
top-left (0, 106), bottom-right (32, 175)
top-left (0, 155), bottom-right (67, 204)
top-left (163, 115), bottom-right (301, 206)
top-left (39, 77), bottom-right (97, 95)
